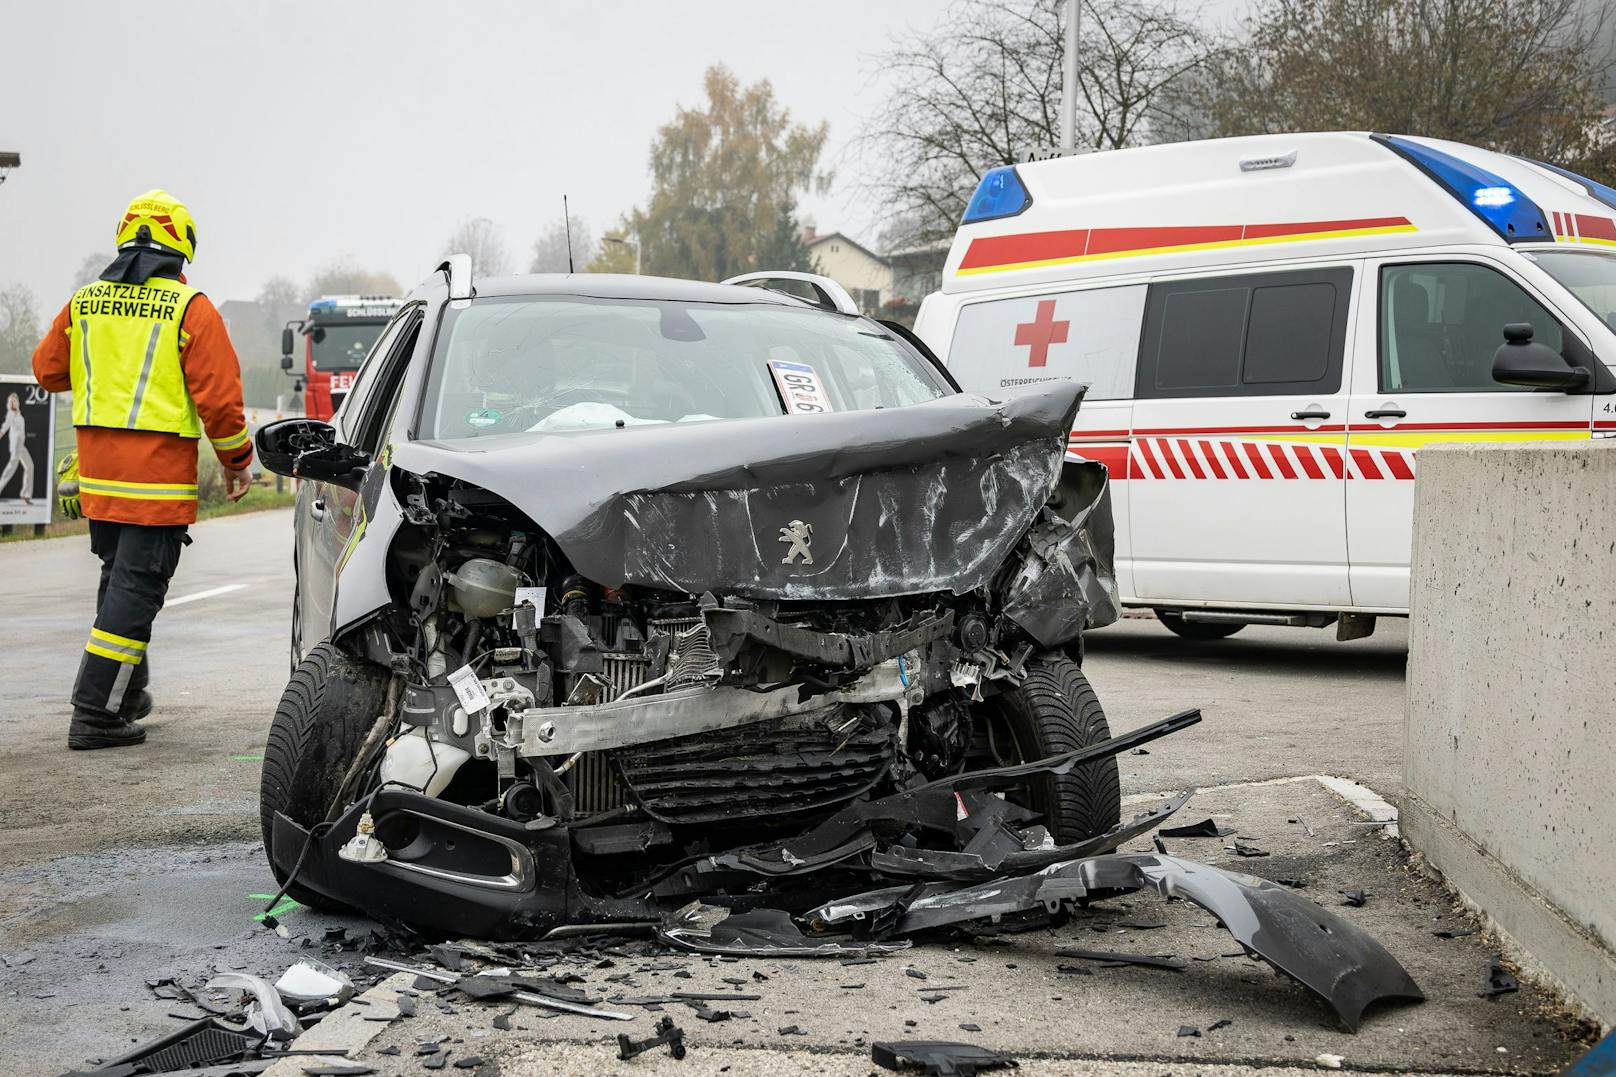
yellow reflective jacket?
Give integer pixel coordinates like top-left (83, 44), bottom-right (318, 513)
top-left (66, 278), bottom-right (203, 438)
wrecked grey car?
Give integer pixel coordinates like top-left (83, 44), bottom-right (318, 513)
top-left (252, 260), bottom-right (1123, 939)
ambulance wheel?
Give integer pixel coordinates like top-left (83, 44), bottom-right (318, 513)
top-left (991, 654), bottom-right (1121, 845)
top-left (1155, 609), bottom-right (1244, 640)
top-left (260, 642), bottom-right (387, 911)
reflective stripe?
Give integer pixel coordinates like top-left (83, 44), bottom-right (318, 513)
top-left (125, 323), bottom-right (163, 427)
top-left (107, 662), bottom-right (134, 713)
top-left (79, 474), bottom-right (198, 501)
top-left (79, 319), bottom-right (93, 425)
top-left (90, 627), bottom-right (148, 652)
top-left (85, 629), bottom-right (145, 664)
top-left (210, 426), bottom-right (250, 451)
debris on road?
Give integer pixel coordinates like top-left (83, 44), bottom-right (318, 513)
top-left (1340, 890), bottom-right (1367, 907)
top-left (872, 1039), bottom-right (1019, 1075)
top-left (1315, 1052), bottom-right (1345, 1068)
top-left (1053, 948), bottom-right (1187, 971)
top-left (274, 959), bottom-right (355, 1006)
top-left (1231, 840), bottom-right (1270, 857)
top-left (1159, 818), bottom-right (1234, 838)
top-left (1177, 1025), bottom-right (1201, 1037)
top-left (617, 1015), bottom-right (687, 1061)
top-left (1481, 956), bottom-right (1520, 998)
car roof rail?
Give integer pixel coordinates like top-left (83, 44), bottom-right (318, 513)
top-left (721, 271), bottom-right (860, 315)
top-left (437, 253), bottom-right (473, 300)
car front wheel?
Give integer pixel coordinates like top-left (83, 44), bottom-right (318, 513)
top-left (989, 654), bottom-right (1121, 845)
top-left (259, 642), bottom-right (388, 910)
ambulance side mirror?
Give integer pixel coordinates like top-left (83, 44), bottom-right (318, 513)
top-left (1491, 323), bottom-right (1590, 392)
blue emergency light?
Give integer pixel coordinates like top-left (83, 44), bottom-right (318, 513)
top-left (1373, 135), bottom-right (1548, 243)
top-left (1519, 157), bottom-right (1616, 215)
top-left (962, 166), bottom-right (1032, 224)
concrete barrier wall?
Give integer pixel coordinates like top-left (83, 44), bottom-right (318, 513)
top-left (1403, 440), bottom-right (1615, 1023)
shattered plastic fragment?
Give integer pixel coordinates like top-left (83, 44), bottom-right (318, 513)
top-left (205, 972), bottom-right (300, 1040)
top-left (1159, 818), bottom-right (1233, 839)
top-left (1480, 956), bottom-right (1519, 998)
top-left (274, 959), bottom-right (356, 1006)
top-left (871, 1040), bottom-right (1019, 1076)
top-left (1054, 948), bottom-right (1186, 971)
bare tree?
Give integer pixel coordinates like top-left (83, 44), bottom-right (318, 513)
top-left (306, 261), bottom-right (404, 300)
top-left (860, 0), bottom-right (1220, 247)
top-left (1203, 0), bottom-right (1615, 181)
top-left (0, 283), bottom-right (41, 374)
top-left (75, 252), bottom-right (114, 285)
top-left (529, 214), bottom-right (596, 273)
top-left (444, 217), bottom-right (512, 277)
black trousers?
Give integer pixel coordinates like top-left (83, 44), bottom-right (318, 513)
top-left (72, 520), bottom-right (188, 719)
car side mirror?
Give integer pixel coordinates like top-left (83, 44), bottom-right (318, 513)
top-left (254, 417), bottom-right (371, 490)
top-left (1491, 323), bottom-right (1590, 391)
top-left (281, 326), bottom-right (295, 360)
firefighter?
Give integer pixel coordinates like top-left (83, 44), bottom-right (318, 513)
top-left (32, 190), bottom-right (254, 750)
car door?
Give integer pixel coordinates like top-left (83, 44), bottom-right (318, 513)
top-left (1345, 257), bottom-right (1596, 610)
top-left (296, 310), bottom-right (421, 654)
top-left (1128, 265), bottom-right (1357, 608)
top-left (942, 283), bottom-right (1146, 598)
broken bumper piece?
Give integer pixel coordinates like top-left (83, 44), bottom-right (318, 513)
top-left (810, 853), bottom-right (1424, 1031)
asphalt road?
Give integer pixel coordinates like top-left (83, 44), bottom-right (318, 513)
top-left (0, 510), bottom-right (1592, 1074)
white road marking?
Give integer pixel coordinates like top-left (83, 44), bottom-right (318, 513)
top-left (167, 583), bottom-right (248, 607)
top-left (1124, 773), bottom-right (1400, 837)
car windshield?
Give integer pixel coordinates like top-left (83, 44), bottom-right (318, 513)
top-left (309, 322), bottom-right (386, 371)
top-left (1528, 250), bottom-right (1616, 334)
top-left (417, 295), bottom-right (950, 440)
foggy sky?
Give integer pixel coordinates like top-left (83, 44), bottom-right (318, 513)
top-left (0, 0), bottom-right (947, 308)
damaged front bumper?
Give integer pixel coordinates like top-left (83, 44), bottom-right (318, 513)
top-left (271, 708), bottom-right (1422, 1031)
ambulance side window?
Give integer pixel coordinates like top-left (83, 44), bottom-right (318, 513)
top-left (944, 284), bottom-right (1145, 399)
top-left (1379, 262), bottom-right (1563, 393)
top-left (1136, 267), bottom-right (1353, 398)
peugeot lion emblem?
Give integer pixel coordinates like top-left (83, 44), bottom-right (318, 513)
top-left (778, 520), bottom-right (814, 566)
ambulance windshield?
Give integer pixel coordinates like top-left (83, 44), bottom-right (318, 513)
top-left (418, 295), bottom-right (949, 440)
top-left (1531, 250), bottom-right (1616, 335)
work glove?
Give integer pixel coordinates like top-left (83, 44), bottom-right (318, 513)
top-left (57, 451), bottom-right (82, 520)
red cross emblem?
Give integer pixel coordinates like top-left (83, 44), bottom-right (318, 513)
top-left (1013, 299), bottom-right (1069, 368)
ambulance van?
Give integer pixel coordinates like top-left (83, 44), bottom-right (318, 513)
top-left (914, 132), bottom-right (1616, 640)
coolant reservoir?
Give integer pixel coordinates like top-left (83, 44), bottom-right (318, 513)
top-left (445, 558), bottom-right (523, 618)
top-left (379, 728), bottom-right (471, 798)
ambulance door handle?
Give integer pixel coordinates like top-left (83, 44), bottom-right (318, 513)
top-left (1364, 408), bottom-right (1406, 419)
top-left (1290, 409), bottom-right (1331, 420)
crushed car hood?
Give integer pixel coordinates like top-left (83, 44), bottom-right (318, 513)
top-left (392, 383), bottom-right (1085, 599)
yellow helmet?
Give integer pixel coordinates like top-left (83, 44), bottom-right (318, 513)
top-left (115, 189), bottom-right (197, 262)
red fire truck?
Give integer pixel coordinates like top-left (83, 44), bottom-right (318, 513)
top-left (281, 295), bottom-right (401, 422)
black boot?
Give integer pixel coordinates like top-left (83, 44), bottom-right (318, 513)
top-left (121, 689), bottom-right (153, 723)
top-left (68, 711), bottom-right (147, 750)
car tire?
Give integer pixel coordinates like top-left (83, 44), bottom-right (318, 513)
top-left (260, 642), bottom-right (387, 910)
top-left (289, 579), bottom-right (303, 674)
top-left (1154, 609), bottom-right (1244, 640)
top-left (992, 654), bottom-right (1121, 844)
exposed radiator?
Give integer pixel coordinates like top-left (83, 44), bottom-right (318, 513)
top-left (600, 652), bottom-right (652, 701)
top-left (566, 751), bottom-right (626, 815)
top-left (664, 622), bottom-right (719, 690)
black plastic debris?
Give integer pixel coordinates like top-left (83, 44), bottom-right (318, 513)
top-left (1055, 948), bottom-right (1187, 971)
top-left (65, 1018), bottom-right (261, 1077)
top-left (1434, 927), bottom-right (1477, 939)
top-left (453, 1060), bottom-right (483, 1071)
top-left (1231, 841), bottom-right (1269, 858)
top-left (1340, 890), bottom-right (1367, 908)
top-left (871, 1040), bottom-right (1019, 1076)
top-left (492, 1006), bottom-right (517, 1030)
top-left (1159, 818), bottom-right (1233, 838)
top-left (959, 1023), bottom-right (982, 1032)
top-left (778, 1024), bottom-right (807, 1036)
top-left (303, 1066), bottom-right (375, 1076)
top-left (1480, 956), bottom-right (1519, 999)
top-left (1208, 1019), bottom-right (1232, 1031)
top-left (1276, 878), bottom-right (1307, 889)
top-left (1177, 1026), bottom-right (1200, 1037)
top-left (618, 1016), bottom-right (687, 1061)
top-left (422, 1048), bottom-right (450, 1070)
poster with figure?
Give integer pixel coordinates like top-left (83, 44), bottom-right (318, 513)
top-left (0, 374), bottom-right (55, 526)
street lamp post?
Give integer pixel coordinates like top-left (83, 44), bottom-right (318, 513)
top-left (602, 232), bottom-right (641, 275)
top-left (1060, 0), bottom-right (1080, 152)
